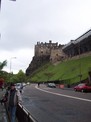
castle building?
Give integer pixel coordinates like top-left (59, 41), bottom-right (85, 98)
top-left (35, 40), bottom-right (58, 56)
top-left (26, 29), bottom-right (91, 76)
top-left (34, 40), bottom-right (65, 63)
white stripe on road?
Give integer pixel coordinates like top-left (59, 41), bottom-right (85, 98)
top-left (35, 86), bottom-right (91, 103)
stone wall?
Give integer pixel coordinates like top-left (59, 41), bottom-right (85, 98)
top-left (50, 48), bottom-right (66, 63)
top-left (35, 40), bottom-right (65, 62)
top-left (35, 40), bottom-right (59, 56)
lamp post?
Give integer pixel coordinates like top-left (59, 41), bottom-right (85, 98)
top-left (10, 57), bottom-right (16, 73)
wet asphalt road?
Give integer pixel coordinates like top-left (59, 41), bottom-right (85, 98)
top-left (22, 84), bottom-right (91, 122)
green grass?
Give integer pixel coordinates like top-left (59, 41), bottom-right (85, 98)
top-left (30, 55), bottom-right (91, 84)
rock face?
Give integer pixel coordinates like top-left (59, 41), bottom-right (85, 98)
top-left (26, 55), bottom-right (50, 76)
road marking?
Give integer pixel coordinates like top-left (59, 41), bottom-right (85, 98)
top-left (35, 86), bottom-right (91, 103)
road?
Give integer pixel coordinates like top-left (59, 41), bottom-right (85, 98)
top-left (22, 84), bottom-right (91, 122)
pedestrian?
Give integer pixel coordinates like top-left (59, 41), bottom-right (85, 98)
top-left (6, 83), bottom-right (22, 122)
top-left (38, 82), bottom-right (40, 87)
top-left (20, 83), bottom-right (23, 93)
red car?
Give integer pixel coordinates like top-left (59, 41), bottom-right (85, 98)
top-left (74, 83), bottom-right (91, 92)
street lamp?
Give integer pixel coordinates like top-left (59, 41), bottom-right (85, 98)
top-left (10, 57), bottom-right (16, 73)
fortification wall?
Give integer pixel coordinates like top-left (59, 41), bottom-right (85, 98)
top-left (34, 40), bottom-right (65, 63)
top-left (50, 48), bottom-right (66, 63)
top-left (35, 40), bottom-right (59, 56)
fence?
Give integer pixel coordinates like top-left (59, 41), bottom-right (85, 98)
top-left (5, 103), bottom-right (38, 122)
top-left (16, 103), bottom-right (38, 122)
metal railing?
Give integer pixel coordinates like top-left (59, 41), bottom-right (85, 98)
top-left (5, 103), bottom-right (38, 122)
top-left (16, 103), bottom-right (38, 122)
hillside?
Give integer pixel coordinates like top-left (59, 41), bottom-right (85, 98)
top-left (29, 55), bottom-right (91, 85)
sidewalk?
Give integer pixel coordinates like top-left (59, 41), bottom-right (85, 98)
top-left (0, 89), bottom-right (8, 122)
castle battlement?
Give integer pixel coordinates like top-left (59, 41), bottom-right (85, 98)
top-left (34, 40), bottom-right (65, 63)
top-left (36, 40), bottom-right (59, 48)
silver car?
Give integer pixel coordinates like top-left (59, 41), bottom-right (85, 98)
top-left (47, 83), bottom-right (56, 88)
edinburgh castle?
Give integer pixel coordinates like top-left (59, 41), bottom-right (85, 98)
top-left (26, 29), bottom-right (91, 76)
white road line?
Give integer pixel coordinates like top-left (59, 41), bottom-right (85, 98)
top-left (35, 86), bottom-right (91, 103)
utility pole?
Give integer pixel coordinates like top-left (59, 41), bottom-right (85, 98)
top-left (9, 57), bottom-right (16, 82)
top-left (10, 57), bottom-right (16, 73)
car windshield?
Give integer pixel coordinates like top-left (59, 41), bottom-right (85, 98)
top-left (16, 83), bottom-right (21, 86)
top-left (49, 83), bottom-right (55, 85)
top-left (78, 84), bottom-right (85, 86)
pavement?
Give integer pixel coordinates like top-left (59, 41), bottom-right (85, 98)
top-left (0, 89), bottom-right (8, 122)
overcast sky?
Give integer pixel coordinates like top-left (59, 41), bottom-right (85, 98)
top-left (0, 0), bottom-right (91, 74)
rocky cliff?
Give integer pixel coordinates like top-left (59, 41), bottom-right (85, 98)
top-left (26, 55), bottom-right (50, 76)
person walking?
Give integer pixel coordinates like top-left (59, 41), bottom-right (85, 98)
top-left (38, 82), bottom-right (40, 87)
top-left (6, 83), bottom-right (22, 122)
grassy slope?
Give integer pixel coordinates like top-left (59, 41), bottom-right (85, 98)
top-left (30, 55), bottom-right (91, 84)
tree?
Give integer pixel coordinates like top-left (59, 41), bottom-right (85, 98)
top-left (0, 60), bottom-right (7, 78)
top-left (16, 70), bottom-right (26, 83)
top-left (0, 60), bottom-right (7, 86)
top-left (0, 60), bottom-right (7, 71)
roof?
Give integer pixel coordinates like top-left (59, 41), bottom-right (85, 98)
top-left (62, 29), bottom-right (91, 50)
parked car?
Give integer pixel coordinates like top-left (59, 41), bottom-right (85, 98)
top-left (47, 83), bottom-right (56, 88)
top-left (22, 82), bottom-right (26, 86)
top-left (26, 82), bottom-right (30, 85)
top-left (74, 83), bottom-right (91, 92)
